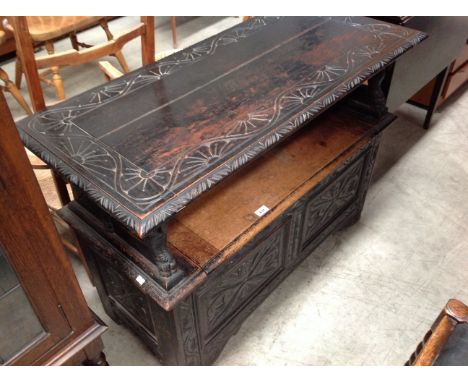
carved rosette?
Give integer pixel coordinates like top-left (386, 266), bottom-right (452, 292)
top-left (301, 157), bottom-right (365, 246)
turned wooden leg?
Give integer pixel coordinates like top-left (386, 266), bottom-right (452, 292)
top-left (100, 19), bottom-right (129, 73)
top-left (15, 57), bottom-right (23, 88)
top-left (45, 41), bottom-right (65, 100)
top-left (51, 69), bottom-right (65, 100)
top-left (171, 16), bottom-right (177, 49)
top-left (0, 68), bottom-right (33, 115)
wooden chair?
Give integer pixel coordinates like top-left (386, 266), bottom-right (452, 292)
top-left (0, 30), bottom-right (32, 115)
top-left (406, 299), bottom-right (468, 366)
top-left (6, 16), bottom-right (155, 205)
top-left (6, 16), bottom-right (155, 112)
top-left (1, 30), bottom-right (49, 181)
top-left (171, 16), bottom-right (177, 49)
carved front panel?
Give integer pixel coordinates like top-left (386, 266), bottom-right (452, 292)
top-left (300, 156), bottom-right (365, 250)
top-left (196, 220), bottom-right (289, 341)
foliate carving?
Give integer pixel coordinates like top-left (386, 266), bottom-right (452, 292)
top-left (102, 265), bottom-right (153, 332)
top-left (18, 17), bottom-right (425, 237)
top-left (301, 157), bottom-right (365, 247)
top-left (200, 224), bottom-right (286, 335)
top-left (356, 134), bottom-right (381, 208)
top-left (176, 297), bottom-right (201, 365)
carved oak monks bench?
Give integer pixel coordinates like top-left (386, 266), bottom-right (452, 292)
top-left (16, 17), bottom-right (426, 365)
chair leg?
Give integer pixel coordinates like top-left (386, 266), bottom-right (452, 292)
top-left (70, 31), bottom-right (80, 51)
top-left (51, 170), bottom-right (71, 206)
top-left (171, 17), bottom-right (177, 49)
top-left (113, 51), bottom-right (129, 74)
top-left (98, 61), bottom-right (123, 81)
top-left (141, 16), bottom-right (155, 65)
top-left (45, 41), bottom-right (65, 100)
top-left (15, 57), bottom-right (23, 88)
top-left (100, 19), bottom-right (129, 73)
top-left (0, 67), bottom-right (32, 115)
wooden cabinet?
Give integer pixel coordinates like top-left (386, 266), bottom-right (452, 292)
top-left (373, 16), bottom-right (468, 128)
top-left (377, 16), bottom-right (468, 111)
top-left (411, 41), bottom-right (468, 108)
top-left (0, 91), bottom-right (107, 365)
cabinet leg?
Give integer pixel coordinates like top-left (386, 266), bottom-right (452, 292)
top-left (423, 66), bottom-right (449, 129)
top-left (83, 352), bottom-right (109, 366)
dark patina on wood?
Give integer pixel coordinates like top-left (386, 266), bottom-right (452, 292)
top-left (16, 17), bottom-right (426, 364)
top-left (59, 104), bottom-right (395, 364)
top-left (17, 16), bottom-right (425, 238)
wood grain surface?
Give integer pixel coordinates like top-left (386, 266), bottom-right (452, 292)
top-left (17, 16), bottom-right (426, 237)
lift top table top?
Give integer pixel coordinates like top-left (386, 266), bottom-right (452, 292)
top-left (17, 16), bottom-right (425, 237)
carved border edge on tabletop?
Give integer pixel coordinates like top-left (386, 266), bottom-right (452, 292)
top-left (18, 18), bottom-right (427, 238)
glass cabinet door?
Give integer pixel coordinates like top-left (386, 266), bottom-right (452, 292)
top-left (0, 245), bottom-right (46, 364)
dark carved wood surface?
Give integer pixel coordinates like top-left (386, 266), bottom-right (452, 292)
top-left (300, 155), bottom-right (364, 249)
top-left (198, 221), bottom-right (287, 339)
top-left (57, 105), bottom-right (392, 364)
top-left (169, 106), bottom-right (394, 272)
top-left (17, 16), bottom-right (426, 237)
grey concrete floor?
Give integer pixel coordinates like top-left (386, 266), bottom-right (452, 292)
top-left (6, 17), bottom-right (468, 365)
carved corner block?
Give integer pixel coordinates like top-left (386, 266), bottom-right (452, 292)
top-left (144, 223), bottom-right (185, 290)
